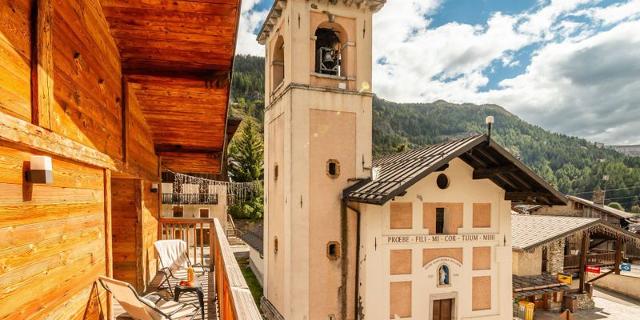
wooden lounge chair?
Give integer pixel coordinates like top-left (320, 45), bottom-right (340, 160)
top-left (98, 276), bottom-right (199, 320)
top-left (154, 240), bottom-right (207, 295)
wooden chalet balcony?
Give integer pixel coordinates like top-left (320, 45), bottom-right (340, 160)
top-left (564, 251), bottom-right (617, 272)
top-left (113, 218), bottom-right (261, 320)
top-left (162, 193), bottom-right (219, 205)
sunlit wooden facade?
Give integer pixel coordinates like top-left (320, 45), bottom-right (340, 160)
top-left (0, 0), bottom-right (259, 318)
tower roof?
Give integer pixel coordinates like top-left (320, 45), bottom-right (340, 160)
top-left (257, 0), bottom-right (387, 44)
top-left (344, 134), bottom-right (567, 206)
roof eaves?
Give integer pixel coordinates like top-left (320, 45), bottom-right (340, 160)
top-left (518, 219), bottom-right (601, 251)
top-left (487, 140), bottom-right (567, 205)
top-left (358, 135), bottom-right (487, 206)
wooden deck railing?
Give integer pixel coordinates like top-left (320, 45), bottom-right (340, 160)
top-left (159, 218), bottom-right (214, 267)
top-left (212, 218), bottom-right (262, 320)
top-left (564, 251), bottom-right (617, 271)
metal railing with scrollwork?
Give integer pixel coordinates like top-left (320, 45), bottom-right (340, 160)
top-left (161, 193), bottom-right (218, 205)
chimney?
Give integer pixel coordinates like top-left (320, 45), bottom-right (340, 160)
top-left (592, 189), bottom-right (605, 206)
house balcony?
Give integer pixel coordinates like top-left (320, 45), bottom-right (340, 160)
top-left (113, 218), bottom-right (261, 319)
top-left (162, 193), bottom-right (219, 205)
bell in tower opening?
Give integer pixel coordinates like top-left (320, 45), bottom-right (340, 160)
top-left (315, 28), bottom-right (342, 76)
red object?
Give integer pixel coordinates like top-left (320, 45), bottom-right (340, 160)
top-left (585, 266), bottom-right (600, 274)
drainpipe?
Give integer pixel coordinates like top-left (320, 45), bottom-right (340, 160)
top-left (346, 203), bottom-right (362, 320)
top-left (340, 197), bottom-right (348, 320)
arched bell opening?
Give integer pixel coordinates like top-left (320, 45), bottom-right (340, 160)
top-left (314, 22), bottom-right (349, 77)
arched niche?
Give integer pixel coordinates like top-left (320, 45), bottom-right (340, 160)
top-left (271, 35), bottom-right (285, 90)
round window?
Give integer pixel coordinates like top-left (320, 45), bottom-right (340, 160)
top-left (436, 174), bottom-right (449, 189)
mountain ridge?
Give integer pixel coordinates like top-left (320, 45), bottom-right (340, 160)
top-left (229, 54), bottom-right (640, 211)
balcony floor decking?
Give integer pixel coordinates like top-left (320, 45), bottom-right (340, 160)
top-left (113, 252), bottom-right (217, 320)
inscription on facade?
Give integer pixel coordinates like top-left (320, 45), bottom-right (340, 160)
top-left (385, 234), bottom-right (496, 245)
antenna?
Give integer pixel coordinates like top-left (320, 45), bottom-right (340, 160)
top-left (485, 116), bottom-right (494, 142)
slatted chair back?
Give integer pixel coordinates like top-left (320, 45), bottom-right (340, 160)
top-left (154, 239), bottom-right (190, 272)
top-left (98, 276), bottom-right (164, 320)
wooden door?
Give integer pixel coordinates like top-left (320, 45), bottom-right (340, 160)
top-left (433, 299), bottom-right (453, 320)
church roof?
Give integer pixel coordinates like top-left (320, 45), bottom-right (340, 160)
top-left (344, 134), bottom-right (567, 206)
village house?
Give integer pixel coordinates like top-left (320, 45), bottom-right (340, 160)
top-left (511, 214), bottom-right (640, 315)
top-left (257, 2), bottom-right (566, 319)
top-left (530, 194), bottom-right (633, 229)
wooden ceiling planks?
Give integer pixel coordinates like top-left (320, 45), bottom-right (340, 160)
top-left (101, 0), bottom-right (239, 73)
top-left (100, 0), bottom-right (241, 174)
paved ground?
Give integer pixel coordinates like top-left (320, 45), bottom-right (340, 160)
top-left (534, 288), bottom-right (640, 319)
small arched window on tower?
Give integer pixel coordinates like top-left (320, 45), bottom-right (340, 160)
top-left (315, 27), bottom-right (342, 76)
top-left (272, 35), bottom-right (285, 90)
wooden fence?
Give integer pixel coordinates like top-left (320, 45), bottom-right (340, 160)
top-left (212, 218), bottom-right (262, 320)
top-left (159, 218), bottom-right (214, 267)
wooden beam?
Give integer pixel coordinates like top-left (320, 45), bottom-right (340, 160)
top-left (30, 0), bottom-right (54, 129)
top-left (579, 232), bottom-right (589, 294)
top-left (614, 237), bottom-right (623, 275)
top-left (160, 152), bottom-right (222, 174)
top-left (586, 268), bottom-right (614, 284)
top-left (103, 169), bottom-right (113, 320)
top-left (125, 70), bottom-right (231, 88)
top-left (505, 191), bottom-right (551, 202)
top-left (156, 144), bottom-right (222, 154)
top-left (0, 112), bottom-right (116, 170)
top-left (121, 77), bottom-right (129, 163)
top-left (473, 165), bottom-right (519, 179)
top-left (134, 179), bottom-right (143, 291)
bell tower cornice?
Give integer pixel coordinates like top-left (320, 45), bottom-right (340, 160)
top-left (257, 0), bottom-right (386, 44)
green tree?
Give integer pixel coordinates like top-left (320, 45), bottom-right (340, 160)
top-left (607, 202), bottom-right (624, 210)
top-left (228, 120), bottom-right (263, 182)
top-left (227, 120), bottom-right (264, 219)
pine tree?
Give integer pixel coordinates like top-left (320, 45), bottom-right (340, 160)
top-left (228, 119), bottom-right (263, 182)
top-left (227, 119), bottom-right (264, 219)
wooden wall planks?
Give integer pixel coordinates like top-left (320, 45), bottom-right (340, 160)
top-left (51, 0), bottom-right (123, 160)
top-left (111, 178), bottom-right (139, 287)
top-left (111, 178), bottom-right (159, 292)
top-left (0, 0), bottom-right (33, 121)
top-left (0, 143), bottom-right (107, 320)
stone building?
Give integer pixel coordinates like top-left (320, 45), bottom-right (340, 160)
top-left (511, 214), bottom-right (640, 313)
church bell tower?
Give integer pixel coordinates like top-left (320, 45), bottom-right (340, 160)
top-left (258, 0), bottom-right (386, 319)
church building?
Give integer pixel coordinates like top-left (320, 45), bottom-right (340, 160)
top-left (257, 1), bottom-right (566, 319)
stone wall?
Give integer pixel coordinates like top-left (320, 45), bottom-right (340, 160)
top-left (546, 239), bottom-right (565, 274)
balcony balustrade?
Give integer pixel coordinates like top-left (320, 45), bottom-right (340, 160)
top-left (162, 193), bottom-right (219, 205)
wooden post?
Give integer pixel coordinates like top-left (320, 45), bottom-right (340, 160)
top-left (579, 232), bottom-right (589, 293)
top-left (103, 169), bottom-right (113, 319)
top-left (31, 0), bottom-right (54, 128)
top-left (134, 179), bottom-right (143, 291)
top-left (121, 77), bottom-right (129, 163)
top-left (614, 237), bottom-right (623, 275)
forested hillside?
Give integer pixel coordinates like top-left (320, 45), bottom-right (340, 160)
top-left (228, 55), bottom-right (640, 211)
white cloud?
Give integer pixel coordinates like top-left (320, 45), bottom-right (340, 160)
top-left (235, 0), bottom-right (640, 144)
top-left (577, 0), bottom-right (640, 25)
top-left (371, 0), bottom-right (640, 144)
top-left (482, 20), bottom-right (640, 144)
top-left (236, 0), bottom-right (269, 56)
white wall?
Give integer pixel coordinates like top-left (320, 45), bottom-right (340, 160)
top-left (360, 158), bottom-right (513, 319)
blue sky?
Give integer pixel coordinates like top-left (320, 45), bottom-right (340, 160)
top-left (237, 0), bottom-right (640, 145)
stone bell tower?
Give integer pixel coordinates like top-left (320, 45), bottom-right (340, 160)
top-left (257, 0), bottom-right (386, 319)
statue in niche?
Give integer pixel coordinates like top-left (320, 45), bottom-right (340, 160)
top-left (438, 264), bottom-right (450, 286)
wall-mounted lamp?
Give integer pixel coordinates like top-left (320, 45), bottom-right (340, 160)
top-left (27, 155), bottom-right (53, 184)
top-left (150, 183), bottom-right (159, 193)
